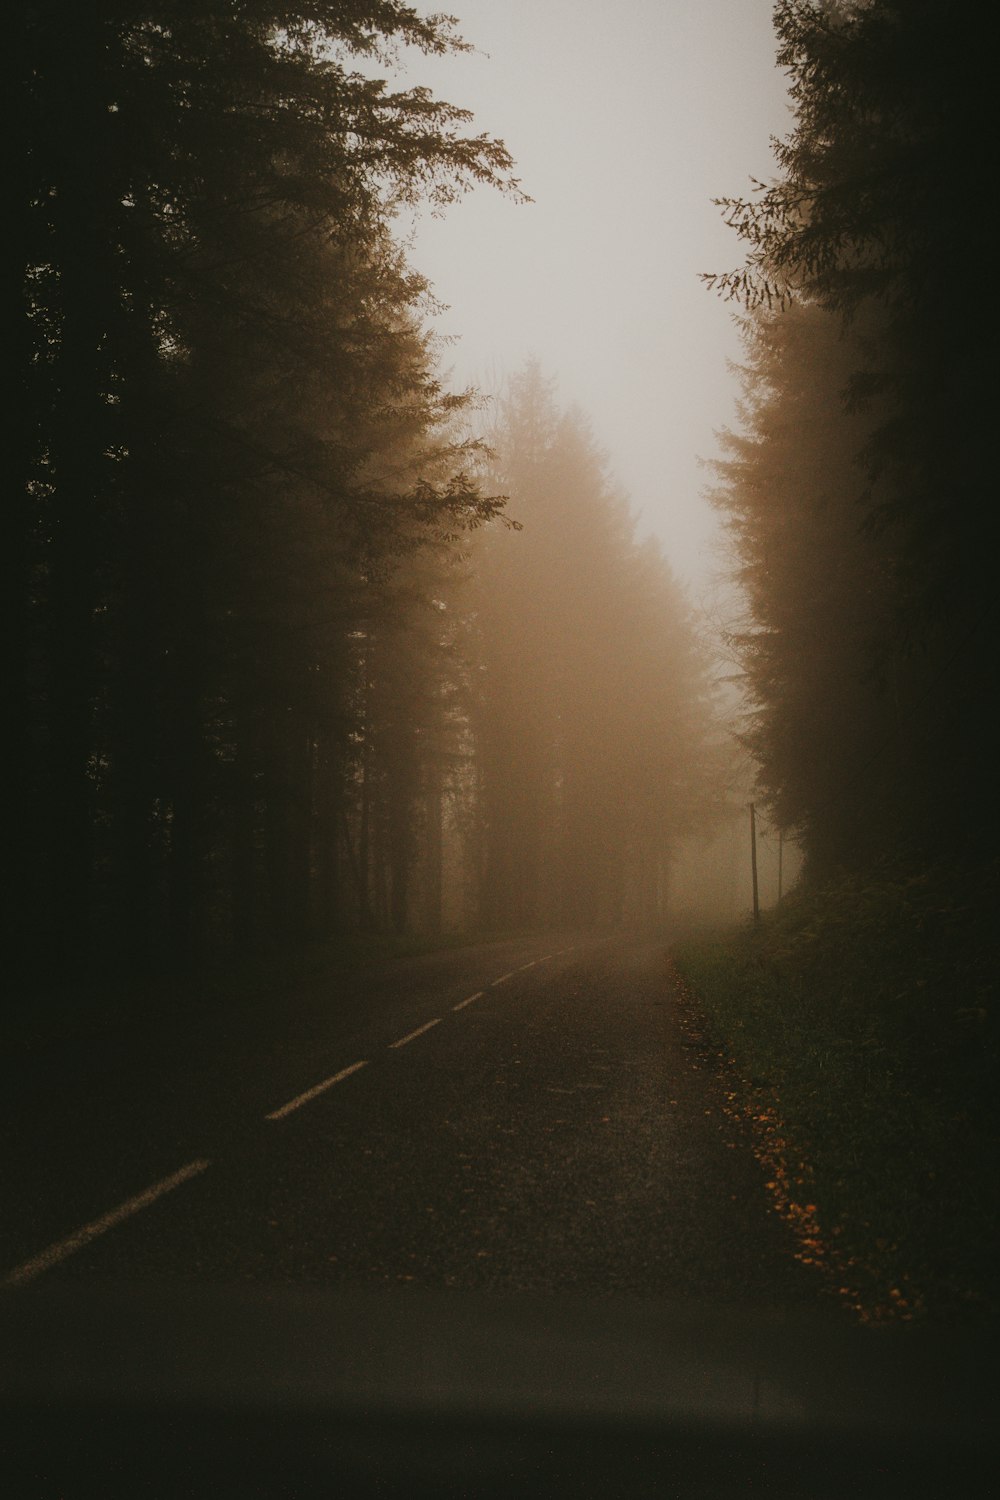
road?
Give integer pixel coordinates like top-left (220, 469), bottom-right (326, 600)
top-left (1, 933), bottom-right (819, 1302)
top-left (8, 935), bottom-right (996, 1498)
top-left (5, 930), bottom-right (997, 1500)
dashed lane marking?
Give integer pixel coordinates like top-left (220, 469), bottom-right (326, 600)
top-left (452, 991), bottom-right (483, 1011)
top-left (389, 1018), bottom-right (442, 1049)
top-left (4, 1158), bottom-right (212, 1287)
top-left (265, 1060), bottom-right (369, 1121)
top-left (4, 947), bottom-right (582, 1286)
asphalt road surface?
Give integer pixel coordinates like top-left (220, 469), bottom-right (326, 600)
top-left (1, 933), bottom-right (820, 1303)
top-left (7, 936), bottom-right (996, 1499)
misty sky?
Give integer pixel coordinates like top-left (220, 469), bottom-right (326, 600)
top-left (396, 0), bottom-right (792, 593)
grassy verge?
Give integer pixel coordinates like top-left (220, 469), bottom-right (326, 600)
top-left (672, 860), bottom-right (999, 1325)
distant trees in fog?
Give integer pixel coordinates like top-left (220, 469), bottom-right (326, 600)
top-left (470, 365), bottom-right (722, 930)
top-left (707, 0), bottom-right (995, 877)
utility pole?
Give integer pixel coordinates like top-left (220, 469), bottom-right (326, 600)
top-left (750, 802), bottom-right (760, 923)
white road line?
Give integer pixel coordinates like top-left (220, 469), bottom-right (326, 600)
top-left (389, 1018), bottom-right (441, 1049)
top-left (491, 970), bottom-right (518, 986)
top-left (265, 1060), bottom-right (368, 1121)
top-left (452, 991), bottom-right (483, 1011)
top-left (4, 1158), bottom-right (211, 1288)
top-left (516, 961), bottom-right (537, 972)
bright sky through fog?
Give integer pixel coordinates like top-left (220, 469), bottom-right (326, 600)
top-left (394, 0), bottom-right (792, 594)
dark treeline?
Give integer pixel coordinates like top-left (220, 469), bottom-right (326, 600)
top-left (8, 1), bottom-right (512, 984)
top-left (707, 0), bottom-right (997, 880)
top-left (683, 1), bottom-right (999, 1324)
top-left (10, 4), bottom-right (718, 988)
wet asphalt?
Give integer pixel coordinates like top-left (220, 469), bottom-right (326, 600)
top-left (1, 934), bottom-right (822, 1305)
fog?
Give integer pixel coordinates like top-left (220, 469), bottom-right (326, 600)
top-left (7, 1), bottom-right (817, 989)
top-left (399, 0), bottom-right (792, 594)
top-left (8, 2), bottom-right (994, 1356)
top-left (369, 1), bottom-right (802, 930)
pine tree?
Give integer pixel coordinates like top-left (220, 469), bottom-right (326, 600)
top-left (11, 2), bottom-right (517, 981)
top-left (707, 0), bottom-right (998, 873)
top-left (468, 366), bottom-right (720, 930)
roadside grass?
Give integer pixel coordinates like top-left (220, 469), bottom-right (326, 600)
top-left (672, 860), bottom-right (1000, 1325)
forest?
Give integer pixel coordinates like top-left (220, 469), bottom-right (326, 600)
top-left (8, 2), bottom-right (720, 990)
top-left (683, 0), bottom-right (999, 1322)
top-left (707, 0), bottom-right (996, 881)
top-left (5, 0), bottom-right (999, 1333)
top-left (9, 0), bottom-right (997, 963)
